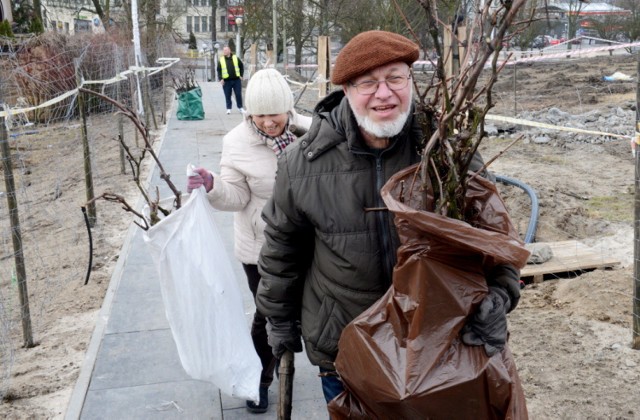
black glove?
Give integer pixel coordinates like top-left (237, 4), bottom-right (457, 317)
top-left (266, 318), bottom-right (303, 359)
top-left (487, 264), bottom-right (521, 312)
top-left (461, 287), bottom-right (510, 357)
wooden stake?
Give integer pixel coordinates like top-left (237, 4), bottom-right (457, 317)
top-left (317, 36), bottom-right (330, 98)
top-left (278, 350), bottom-right (294, 420)
top-left (76, 59), bottom-right (97, 227)
top-left (0, 112), bottom-right (33, 347)
top-left (633, 49), bottom-right (640, 349)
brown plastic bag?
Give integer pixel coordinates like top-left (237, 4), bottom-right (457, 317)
top-left (328, 164), bottom-right (531, 419)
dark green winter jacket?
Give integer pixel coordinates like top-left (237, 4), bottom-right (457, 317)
top-left (255, 90), bottom-right (513, 369)
top-left (256, 90), bottom-right (424, 368)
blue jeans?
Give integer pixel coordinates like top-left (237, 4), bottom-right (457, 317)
top-left (222, 78), bottom-right (243, 110)
top-left (320, 367), bottom-right (344, 403)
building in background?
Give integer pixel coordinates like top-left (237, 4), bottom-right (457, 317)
top-left (35, 0), bottom-right (243, 48)
top-left (181, 0), bottom-right (243, 50)
top-left (38, 0), bottom-right (122, 35)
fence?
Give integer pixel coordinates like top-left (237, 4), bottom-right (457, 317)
top-left (0, 32), bottom-right (182, 401)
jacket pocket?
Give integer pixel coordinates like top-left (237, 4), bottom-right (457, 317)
top-left (313, 296), bottom-right (350, 356)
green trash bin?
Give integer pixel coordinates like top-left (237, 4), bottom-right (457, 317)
top-left (177, 87), bottom-right (205, 120)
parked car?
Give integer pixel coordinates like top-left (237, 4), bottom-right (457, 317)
top-left (529, 35), bottom-right (551, 49)
top-left (549, 37), bottom-right (566, 46)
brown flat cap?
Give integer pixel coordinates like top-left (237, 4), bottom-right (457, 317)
top-left (331, 30), bottom-right (420, 85)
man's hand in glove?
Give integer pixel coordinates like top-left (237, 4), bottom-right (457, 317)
top-left (461, 286), bottom-right (511, 357)
top-left (266, 318), bottom-right (303, 358)
top-left (488, 264), bottom-right (521, 312)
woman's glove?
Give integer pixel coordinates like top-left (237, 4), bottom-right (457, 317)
top-left (266, 318), bottom-right (303, 359)
top-left (461, 286), bottom-right (510, 357)
top-left (186, 167), bottom-right (213, 193)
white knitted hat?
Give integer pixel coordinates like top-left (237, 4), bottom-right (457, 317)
top-left (244, 69), bottom-right (293, 116)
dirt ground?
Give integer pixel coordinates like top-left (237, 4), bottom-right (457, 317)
top-left (1, 50), bottom-right (639, 419)
top-left (478, 52), bottom-right (640, 419)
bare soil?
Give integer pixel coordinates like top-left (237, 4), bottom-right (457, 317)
top-left (1, 51), bottom-right (639, 419)
top-left (480, 53), bottom-right (639, 419)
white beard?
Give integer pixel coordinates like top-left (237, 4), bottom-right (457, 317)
top-left (352, 107), bottom-right (411, 139)
top-left (348, 84), bottom-right (413, 139)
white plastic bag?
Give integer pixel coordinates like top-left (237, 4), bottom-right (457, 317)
top-left (142, 187), bottom-right (261, 402)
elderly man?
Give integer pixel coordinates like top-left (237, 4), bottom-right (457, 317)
top-left (256, 30), bottom-right (521, 405)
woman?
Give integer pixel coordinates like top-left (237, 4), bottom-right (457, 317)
top-left (186, 68), bottom-right (312, 413)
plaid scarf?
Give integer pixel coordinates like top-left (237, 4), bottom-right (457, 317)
top-left (250, 117), bottom-right (297, 157)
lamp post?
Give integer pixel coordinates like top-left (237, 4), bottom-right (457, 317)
top-left (235, 17), bottom-right (243, 60)
top-left (213, 42), bottom-right (220, 82)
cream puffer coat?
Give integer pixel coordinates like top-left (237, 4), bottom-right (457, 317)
top-left (207, 111), bottom-right (312, 265)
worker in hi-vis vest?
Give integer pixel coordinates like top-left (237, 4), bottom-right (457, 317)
top-left (217, 46), bottom-right (245, 114)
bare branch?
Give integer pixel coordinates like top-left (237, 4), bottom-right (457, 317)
top-left (406, 0), bottom-right (532, 218)
top-left (78, 87), bottom-right (183, 227)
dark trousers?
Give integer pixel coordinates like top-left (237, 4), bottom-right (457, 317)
top-left (223, 78), bottom-right (243, 110)
top-left (242, 264), bottom-right (276, 387)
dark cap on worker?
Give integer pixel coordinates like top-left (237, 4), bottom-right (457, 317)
top-left (331, 30), bottom-right (420, 85)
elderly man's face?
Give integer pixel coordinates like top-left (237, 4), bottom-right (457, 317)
top-left (223, 47), bottom-right (231, 56)
top-left (344, 61), bottom-right (413, 141)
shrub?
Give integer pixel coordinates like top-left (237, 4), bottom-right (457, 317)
top-left (29, 17), bottom-right (44, 34)
top-left (0, 20), bottom-right (14, 38)
top-left (188, 31), bottom-right (197, 50)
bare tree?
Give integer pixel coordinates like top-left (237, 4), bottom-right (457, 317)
top-left (565, 0), bottom-right (586, 49)
top-left (589, 12), bottom-right (627, 40)
top-left (406, 0), bottom-right (531, 217)
top-left (79, 87), bottom-right (182, 229)
top-left (617, 0), bottom-right (640, 41)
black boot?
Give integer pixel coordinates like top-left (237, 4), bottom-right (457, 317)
top-left (246, 385), bottom-right (269, 414)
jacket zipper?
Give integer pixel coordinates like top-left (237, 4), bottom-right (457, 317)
top-left (375, 156), bottom-right (394, 285)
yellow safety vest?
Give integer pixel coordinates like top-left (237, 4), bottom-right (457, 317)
top-left (219, 54), bottom-right (240, 79)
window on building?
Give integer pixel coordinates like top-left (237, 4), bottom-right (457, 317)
top-left (201, 16), bottom-right (208, 33)
top-left (194, 17), bottom-right (200, 32)
top-left (75, 19), bottom-right (91, 33)
top-left (186, 16), bottom-right (192, 33)
top-left (65, 22), bottom-right (70, 33)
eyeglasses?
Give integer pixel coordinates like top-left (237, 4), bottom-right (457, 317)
top-left (349, 74), bottom-right (412, 95)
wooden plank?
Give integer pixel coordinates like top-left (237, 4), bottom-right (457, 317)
top-left (521, 240), bottom-right (620, 282)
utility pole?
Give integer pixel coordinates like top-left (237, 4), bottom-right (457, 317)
top-left (272, 0), bottom-right (277, 67)
top-left (211, 0), bottom-right (217, 81)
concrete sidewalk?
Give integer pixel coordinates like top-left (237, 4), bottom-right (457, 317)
top-left (65, 81), bottom-right (328, 419)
